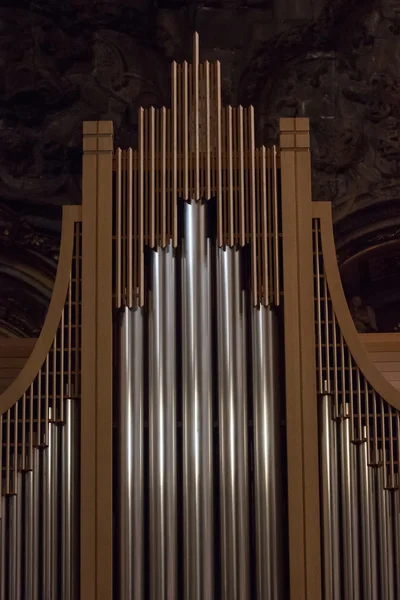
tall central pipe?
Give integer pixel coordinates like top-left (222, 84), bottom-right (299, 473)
top-left (181, 200), bottom-right (214, 600)
top-left (149, 246), bottom-right (177, 599)
top-left (216, 247), bottom-right (249, 600)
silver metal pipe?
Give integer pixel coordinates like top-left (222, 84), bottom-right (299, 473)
top-left (41, 420), bottom-right (59, 599)
top-left (359, 439), bottom-right (378, 600)
top-left (216, 247), bottom-right (249, 600)
top-left (377, 469), bottom-right (395, 600)
top-left (385, 489), bottom-right (395, 600)
top-left (181, 200), bottom-right (213, 600)
top-left (24, 450), bottom-right (40, 600)
top-left (119, 307), bottom-right (144, 600)
top-left (252, 305), bottom-right (283, 600)
top-left (339, 415), bottom-right (360, 599)
top-left (0, 497), bottom-right (5, 600)
top-left (393, 492), bottom-right (400, 596)
top-left (8, 475), bottom-right (22, 600)
top-left (319, 390), bottom-right (341, 600)
top-left (61, 398), bottom-right (80, 600)
top-left (149, 245), bottom-right (177, 600)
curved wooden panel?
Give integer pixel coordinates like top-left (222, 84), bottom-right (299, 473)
top-left (0, 205), bottom-right (82, 414)
top-left (314, 201), bottom-right (400, 412)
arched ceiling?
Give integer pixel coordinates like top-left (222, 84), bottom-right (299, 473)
top-left (1, 0), bottom-right (399, 334)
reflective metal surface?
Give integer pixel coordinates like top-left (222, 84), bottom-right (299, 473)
top-left (24, 450), bottom-right (40, 600)
top-left (339, 414), bottom-right (360, 599)
top-left (118, 307), bottom-right (144, 600)
top-left (359, 439), bottom-right (378, 600)
top-left (181, 200), bottom-right (214, 600)
top-left (62, 398), bottom-right (79, 600)
top-left (251, 305), bottom-right (283, 600)
top-left (149, 246), bottom-right (177, 599)
top-left (320, 390), bottom-right (340, 600)
top-left (216, 247), bottom-right (250, 600)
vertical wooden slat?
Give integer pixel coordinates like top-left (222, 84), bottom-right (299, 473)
top-left (332, 312), bottom-right (338, 418)
top-left (138, 111), bottom-right (145, 306)
top-left (116, 148), bottom-right (122, 308)
top-left (272, 146), bottom-right (280, 306)
top-left (52, 335), bottom-right (57, 424)
top-left (314, 226), bottom-right (323, 394)
top-left (216, 61), bottom-right (222, 245)
top-left (171, 62), bottom-right (178, 246)
top-left (280, 117), bottom-right (321, 600)
top-left (193, 32), bottom-right (200, 200)
top-left (60, 309), bottom-right (65, 422)
top-left (29, 383), bottom-right (34, 469)
top-left (161, 107), bottom-right (167, 247)
top-left (249, 106), bottom-right (257, 305)
top-left (227, 105), bottom-right (234, 247)
top-left (205, 60), bottom-right (211, 200)
top-left (238, 106), bottom-right (245, 246)
top-left (82, 121), bottom-right (114, 599)
top-left (21, 392), bottom-right (26, 471)
top-left (128, 148), bottom-right (133, 307)
top-left (183, 62), bottom-right (189, 200)
top-left (68, 274), bottom-right (72, 395)
top-left (5, 409), bottom-right (10, 495)
top-left (13, 401), bottom-right (18, 493)
top-left (150, 107), bottom-right (155, 247)
top-left (44, 355), bottom-right (49, 445)
top-left (261, 146), bottom-right (269, 305)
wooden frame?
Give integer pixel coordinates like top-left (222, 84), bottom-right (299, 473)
top-left (0, 205), bottom-right (80, 414)
top-left (280, 117), bottom-right (322, 600)
top-left (81, 121), bottom-right (113, 599)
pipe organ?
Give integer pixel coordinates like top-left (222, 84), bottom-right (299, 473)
top-left (1, 32), bottom-right (400, 600)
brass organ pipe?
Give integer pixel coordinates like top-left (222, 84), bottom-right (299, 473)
top-left (119, 307), bottom-right (144, 599)
top-left (249, 107), bottom-right (257, 304)
top-left (217, 248), bottom-right (250, 600)
top-left (62, 397), bottom-right (79, 600)
top-left (359, 432), bottom-right (378, 599)
top-left (340, 411), bottom-right (360, 599)
top-left (181, 200), bottom-right (213, 600)
top-left (149, 246), bottom-right (177, 599)
top-left (320, 386), bottom-right (340, 600)
top-left (252, 305), bottom-right (283, 600)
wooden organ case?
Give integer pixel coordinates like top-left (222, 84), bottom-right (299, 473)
top-left (0, 32), bottom-right (399, 600)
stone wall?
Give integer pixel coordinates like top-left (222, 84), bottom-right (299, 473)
top-left (0, 0), bottom-right (398, 334)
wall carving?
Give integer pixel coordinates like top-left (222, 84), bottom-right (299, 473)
top-left (1, 0), bottom-right (400, 334)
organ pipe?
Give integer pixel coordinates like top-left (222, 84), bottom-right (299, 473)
top-left (181, 200), bottom-right (214, 600)
top-left (62, 398), bottom-right (79, 600)
top-left (339, 412), bottom-right (360, 599)
top-left (149, 246), bottom-right (177, 600)
top-left (252, 305), bottom-right (283, 600)
top-left (319, 387), bottom-right (340, 600)
top-left (216, 247), bottom-right (250, 600)
top-left (24, 450), bottom-right (40, 600)
top-left (118, 307), bottom-right (144, 600)
top-left (359, 434), bottom-right (378, 600)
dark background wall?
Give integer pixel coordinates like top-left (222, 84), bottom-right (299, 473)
top-left (1, 0), bottom-right (399, 335)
